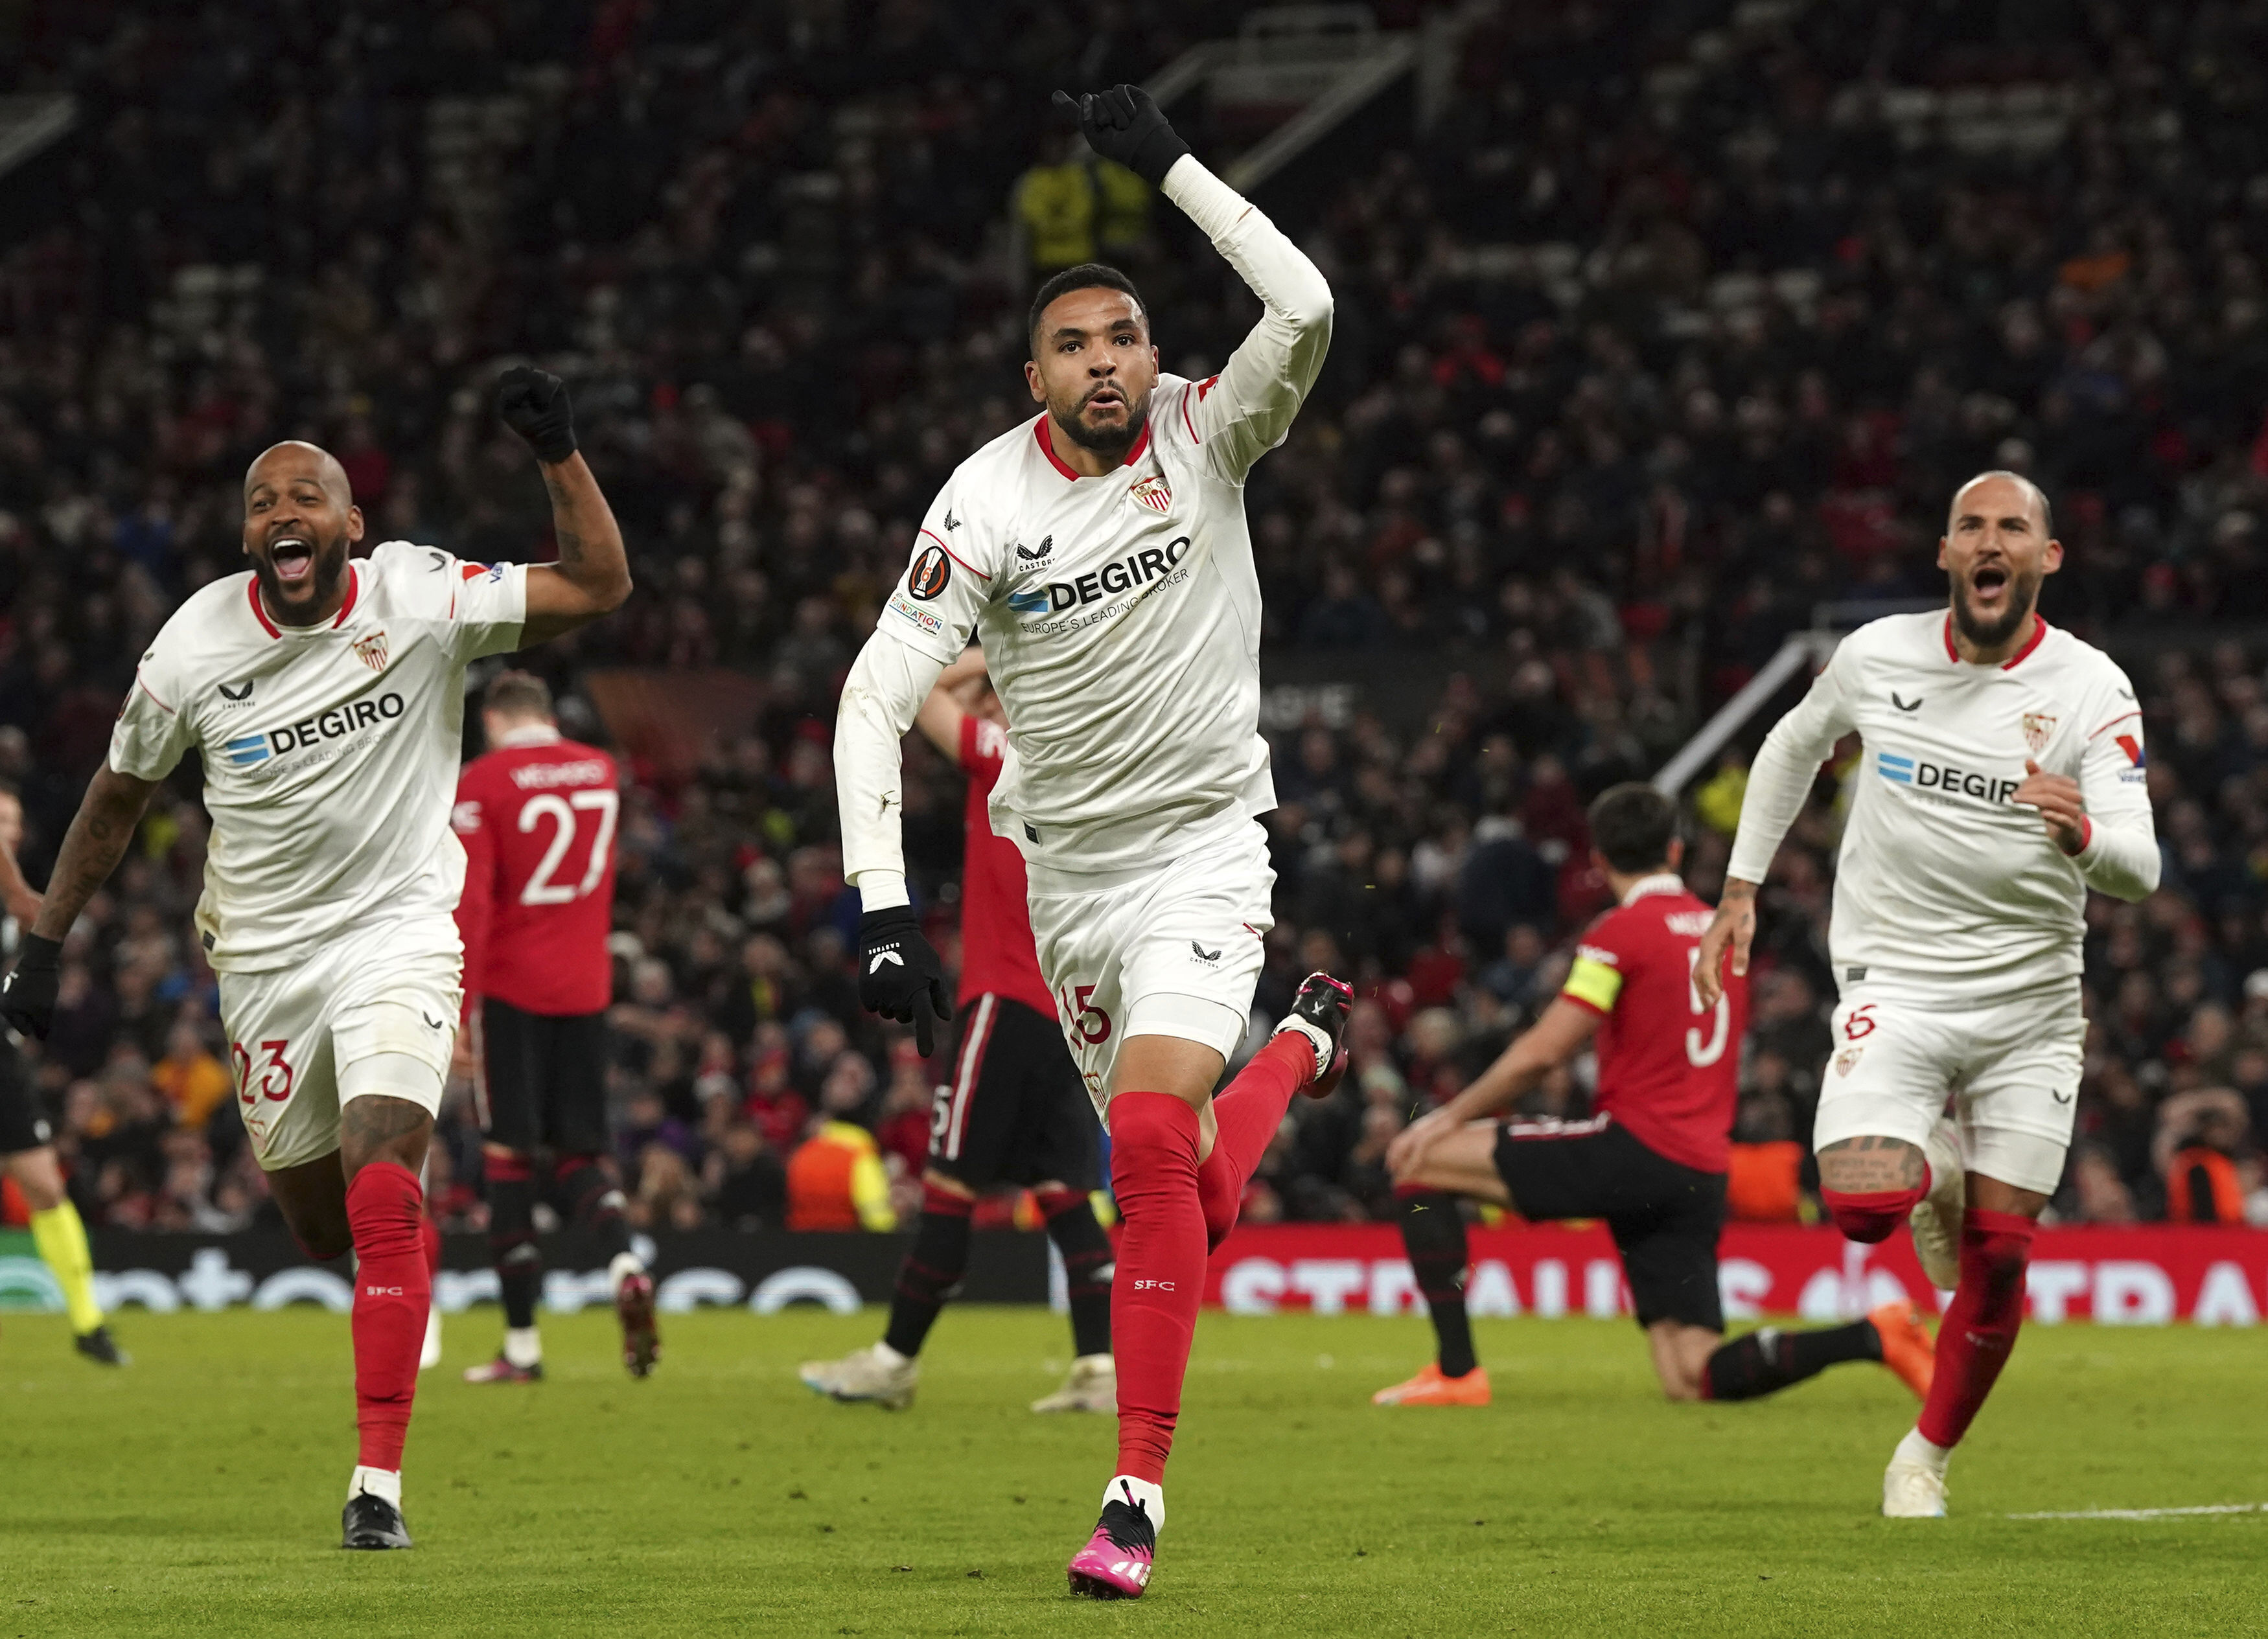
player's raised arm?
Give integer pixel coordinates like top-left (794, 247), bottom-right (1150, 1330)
top-left (0, 766), bottom-right (161, 1039)
top-left (1054, 85), bottom-right (1332, 480)
top-left (1696, 647), bottom-right (1860, 1005)
top-left (495, 367), bottom-right (632, 645)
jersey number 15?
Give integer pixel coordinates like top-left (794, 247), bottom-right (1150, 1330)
top-left (518, 790), bottom-right (619, 905)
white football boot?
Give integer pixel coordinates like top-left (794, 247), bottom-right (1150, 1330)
top-left (1882, 1458), bottom-right (1949, 1517)
top-left (799, 1342), bottom-right (918, 1410)
top-left (1909, 1116), bottom-right (1965, 1292)
top-left (1032, 1354), bottom-right (1117, 1414)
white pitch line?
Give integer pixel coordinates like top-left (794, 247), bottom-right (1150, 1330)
top-left (2006, 1502), bottom-right (2268, 1521)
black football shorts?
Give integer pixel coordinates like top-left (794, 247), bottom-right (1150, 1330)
top-left (928, 994), bottom-right (1098, 1192)
top-left (473, 998), bottom-right (609, 1156)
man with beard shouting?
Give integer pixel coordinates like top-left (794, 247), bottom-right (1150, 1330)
top-left (1695, 470), bottom-right (2159, 1518)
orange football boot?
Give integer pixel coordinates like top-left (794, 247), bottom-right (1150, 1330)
top-left (1870, 1300), bottom-right (1936, 1401)
top-left (1371, 1363), bottom-right (1492, 1406)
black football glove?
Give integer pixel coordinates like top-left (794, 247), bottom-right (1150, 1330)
top-left (857, 906), bottom-right (953, 1057)
top-left (1052, 84), bottom-right (1190, 189)
top-left (0, 932), bottom-right (62, 1041)
top-left (497, 365), bottom-right (577, 464)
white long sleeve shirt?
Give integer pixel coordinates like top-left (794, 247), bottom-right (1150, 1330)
top-left (1726, 610), bottom-right (2160, 992)
top-left (836, 155), bottom-right (1332, 902)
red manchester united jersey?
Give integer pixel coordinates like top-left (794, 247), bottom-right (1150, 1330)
top-left (1557, 875), bottom-right (1750, 1175)
top-left (956, 715), bottom-right (1054, 1019)
top-left (452, 729), bottom-right (619, 1016)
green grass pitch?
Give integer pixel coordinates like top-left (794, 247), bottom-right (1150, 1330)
top-left (0, 1306), bottom-right (2258, 1637)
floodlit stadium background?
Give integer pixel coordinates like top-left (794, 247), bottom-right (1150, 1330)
top-left (0, 1), bottom-right (2262, 1300)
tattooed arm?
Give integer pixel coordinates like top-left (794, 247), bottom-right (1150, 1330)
top-left (520, 452), bottom-right (632, 646)
top-left (30, 766), bottom-right (159, 942)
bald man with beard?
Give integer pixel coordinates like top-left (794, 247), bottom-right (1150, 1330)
top-left (0, 368), bottom-right (629, 1550)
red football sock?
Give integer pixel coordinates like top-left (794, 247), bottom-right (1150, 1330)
top-left (1821, 1172), bottom-right (1929, 1244)
top-left (1108, 1091), bottom-right (1206, 1485)
top-left (1915, 1209), bottom-right (2035, 1448)
top-left (1198, 1034), bottom-right (1311, 1251)
top-left (348, 1162), bottom-right (431, 1473)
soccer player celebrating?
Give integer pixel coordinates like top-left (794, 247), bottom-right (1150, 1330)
top-left (833, 86), bottom-right (1349, 1598)
top-left (0, 787), bottom-right (126, 1365)
top-left (1696, 470), bottom-right (2159, 1517)
top-left (451, 669), bottom-right (656, 1384)
top-left (0, 368), bottom-right (629, 1549)
top-left (1380, 784), bottom-right (1934, 1411)
top-left (803, 649), bottom-right (1116, 1414)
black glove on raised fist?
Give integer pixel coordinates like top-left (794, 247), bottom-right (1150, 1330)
top-left (0, 932), bottom-right (62, 1041)
top-left (1052, 84), bottom-right (1190, 189)
top-left (857, 906), bottom-right (953, 1057)
top-left (497, 365), bottom-right (577, 464)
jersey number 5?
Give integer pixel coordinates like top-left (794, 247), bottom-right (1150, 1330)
top-left (518, 790), bottom-right (619, 905)
top-left (1683, 948), bottom-right (1731, 1068)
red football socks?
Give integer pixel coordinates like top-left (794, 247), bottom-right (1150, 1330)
top-left (1196, 1033), bottom-right (1311, 1251)
top-left (348, 1162), bottom-right (431, 1473)
top-left (1107, 1091), bottom-right (1206, 1485)
top-left (1915, 1209), bottom-right (2035, 1447)
top-left (1822, 1172), bottom-right (1930, 1244)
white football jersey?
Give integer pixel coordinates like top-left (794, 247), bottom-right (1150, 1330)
top-left (1727, 610), bottom-right (2158, 991)
top-left (865, 166), bottom-right (1330, 876)
top-left (109, 542), bottom-right (527, 972)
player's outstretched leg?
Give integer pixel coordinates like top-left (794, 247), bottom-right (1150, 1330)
top-left (344, 1154), bottom-right (432, 1550)
top-left (1885, 1209), bottom-right (2034, 1518)
top-left (1032, 1185), bottom-right (1115, 1413)
top-left (1069, 1089), bottom-right (1204, 1599)
top-left (555, 1152), bottom-right (657, 1377)
top-left (1372, 1185), bottom-right (1489, 1406)
top-left (466, 1147), bottom-right (545, 1384)
top-left (800, 1176), bottom-right (970, 1410)
top-left (1194, 973), bottom-right (1352, 1250)
top-left (1703, 1303), bottom-right (1934, 1403)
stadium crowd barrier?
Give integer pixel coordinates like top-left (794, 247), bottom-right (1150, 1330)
top-left (1204, 1224), bottom-right (2268, 1325)
top-left (0, 1225), bottom-right (2258, 1324)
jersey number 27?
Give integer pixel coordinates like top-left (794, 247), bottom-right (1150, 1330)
top-left (518, 790), bottom-right (619, 905)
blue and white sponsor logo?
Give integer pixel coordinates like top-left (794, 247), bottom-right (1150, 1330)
top-left (1007, 589), bottom-right (1050, 614)
top-left (1876, 748), bottom-right (2020, 804)
top-left (224, 733), bottom-right (271, 767)
top-left (1876, 751), bottom-right (1914, 785)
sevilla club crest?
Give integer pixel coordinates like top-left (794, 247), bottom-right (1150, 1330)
top-left (2020, 711), bottom-right (2056, 757)
top-left (1834, 1045), bottom-right (1865, 1078)
top-left (353, 630), bottom-right (389, 672)
top-left (1128, 473), bottom-right (1172, 514)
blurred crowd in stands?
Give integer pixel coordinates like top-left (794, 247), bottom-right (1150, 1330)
top-left (3, 0), bottom-right (2267, 1237)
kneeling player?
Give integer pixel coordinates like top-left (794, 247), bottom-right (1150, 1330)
top-left (802, 656), bottom-right (1115, 1413)
top-left (1380, 784), bottom-right (1933, 1410)
top-left (452, 670), bottom-right (655, 1383)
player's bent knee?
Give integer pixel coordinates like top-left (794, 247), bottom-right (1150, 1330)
top-left (1820, 1186), bottom-right (1923, 1243)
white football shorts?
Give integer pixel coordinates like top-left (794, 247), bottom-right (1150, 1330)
top-left (1024, 813), bottom-right (1275, 1122)
top-left (1813, 976), bottom-right (2083, 1196)
top-left (216, 920), bottom-right (463, 1172)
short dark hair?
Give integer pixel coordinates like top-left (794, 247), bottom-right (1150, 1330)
top-left (1027, 262), bottom-right (1146, 353)
top-left (1588, 782), bottom-right (1679, 875)
top-left (483, 669), bottom-right (553, 719)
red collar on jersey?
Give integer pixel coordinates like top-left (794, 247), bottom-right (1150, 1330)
top-left (249, 562), bottom-right (359, 638)
top-left (1942, 608), bottom-right (2048, 670)
top-left (1034, 414), bottom-right (1151, 480)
